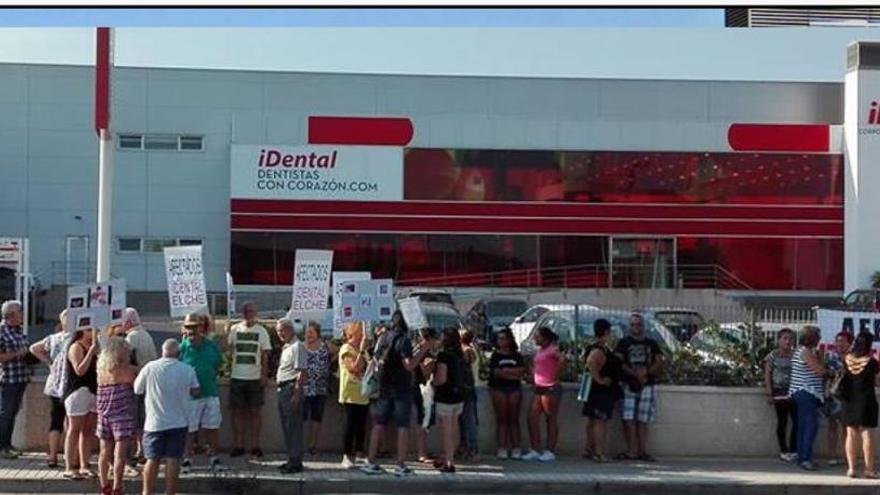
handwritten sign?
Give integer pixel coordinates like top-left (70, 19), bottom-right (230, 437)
top-left (291, 249), bottom-right (333, 314)
top-left (164, 245), bottom-right (208, 318)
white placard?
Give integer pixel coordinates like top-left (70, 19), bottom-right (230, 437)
top-left (0, 238), bottom-right (22, 264)
top-left (66, 279), bottom-right (127, 329)
top-left (332, 271), bottom-right (371, 338)
top-left (817, 308), bottom-right (880, 353)
top-left (163, 245), bottom-right (208, 318)
top-left (398, 297), bottom-right (428, 330)
top-left (339, 279), bottom-right (395, 323)
top-left (291, 249), bottom-right (333, 314)
top-left (230, 144), bottom-right (403, 202)
top-left (226, 272), bottom-right (236, 318)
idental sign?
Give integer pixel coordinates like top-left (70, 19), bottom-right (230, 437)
top-left (231, 144), bottom-right (403, 201)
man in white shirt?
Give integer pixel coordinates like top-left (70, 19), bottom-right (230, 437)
top-left (135, 339), bottom-right (200, 495)
top-left (275, 318), bottom-right (307, 474)
top-left (226, 301), bottom-right (272, 458)
top-left (122, 307), bottom-right (157, 465)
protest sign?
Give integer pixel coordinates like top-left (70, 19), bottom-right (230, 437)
top-left (338, 279), bottom-right (395, 323)
top-left (817, 308), bottom-right (880, 353)
top-left (163, 246), bottom-right (208, 318)
top-left (226, 272), bottom-right (236, 319)
top-left (291, 249), bottom-right (333, 314)
top-left (398, 297), bottom-right (428, 330)
top-left (65, 279), bottom-right (127, 330)
top-left (332, 271), bottom-right (371, 338)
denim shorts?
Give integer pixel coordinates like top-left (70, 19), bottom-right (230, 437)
top-left (372, 395), bottom-right (413, 428)
top-left (143, 427), bottom-right (188, 460)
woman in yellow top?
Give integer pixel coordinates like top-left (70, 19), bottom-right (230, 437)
top-left (338, 322), bottom-right (370, 469)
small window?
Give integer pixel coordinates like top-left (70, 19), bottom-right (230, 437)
top-left (178, 239), bottom-right (202, 246)
top-left (118, 237), bottom-right (142, 252)
top-left (179, 136), bottom-right (203, 151)
top-left (143, 135), bottom-right (179, 150)
top-left (118, 134), bottom-right (143, 149)
top-left (142, 238), bottom-right (177, 253)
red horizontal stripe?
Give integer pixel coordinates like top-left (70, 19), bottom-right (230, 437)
top-left (728, 124), bottom-right (830, 152)
top-left (231, 214), bottom-right (842, 237)
top-left (308, 116), bottom-right (414, 146)
top-left (230, 199), bottom-right (842, 222)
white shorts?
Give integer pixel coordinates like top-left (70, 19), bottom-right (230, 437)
top-left (435, 402), bottom-right (464, 417)
top-left (65, 387), bottom-right (97, 417)
top-left (188, 397), bottom-right (222, 432)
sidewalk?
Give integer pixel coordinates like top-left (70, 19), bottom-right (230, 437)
top-left (1, 452), bottom-right (877, 495)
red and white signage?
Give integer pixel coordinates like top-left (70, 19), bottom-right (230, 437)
top-left (230, 144), bottom-right (403, 201)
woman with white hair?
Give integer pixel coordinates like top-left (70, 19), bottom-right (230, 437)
top-left (96, 336), bottom-right (138, 495)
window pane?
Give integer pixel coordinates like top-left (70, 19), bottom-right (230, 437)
top-left (142, 238), bottom-right (177, 253)
top-left (118, 134), bottom-right (142, 149)
top-left (180, 136), bottom-right (203, 150)
top-left (143, 135), bottom-right (179, 150)
top-left (403, 148), bottom-right (843, 206)
top-left (117, 237), bottom-right (141, 252)
top-left (178, 239), bottom-right (202, 246)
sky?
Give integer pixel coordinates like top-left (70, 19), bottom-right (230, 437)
top-left (0, 8), bottom-right (879, 82)
top-left (0, 8), bottom-right (725, 27)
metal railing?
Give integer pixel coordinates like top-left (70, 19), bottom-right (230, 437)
top-left (396, 263), bottom-right (754, 291)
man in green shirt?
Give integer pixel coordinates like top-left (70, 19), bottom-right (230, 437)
top-left (179, 313), bottom-right (225, 473)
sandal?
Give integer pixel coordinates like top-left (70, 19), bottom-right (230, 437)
top-left (79, 469), bottom-right (98, 479)
top-left (847, 470), bottom-right (858, 478)
top-left (47, 459), bottom-right (59, 469)
top-left (62, 471), bottom-right (83, 480)
top-left (613, 453), bottom-right (637, 461)
top-left (418, 456), bottom-right (434, 465)
top-left (863, 471), bottom-right (880, 479)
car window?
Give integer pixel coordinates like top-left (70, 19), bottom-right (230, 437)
top-left (522, 307), bottom-right (547, 323)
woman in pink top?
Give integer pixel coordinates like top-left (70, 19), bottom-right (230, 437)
top-left (522, 327), bottom-right (564, 462)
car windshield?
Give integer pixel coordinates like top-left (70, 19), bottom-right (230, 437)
top-left (690, 329), bottom-right (744, 352)
top-left (487, 301), bottom-right (529, 325)
top-left (652, 311), bottom-right (705, 341)
top-left (425, 311), bottom-right (463, 330)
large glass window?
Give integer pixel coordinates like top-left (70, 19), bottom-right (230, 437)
top-left (403, 149), bottom-right (843, 205)
top-left (230, 233), bottom-right (842, 290)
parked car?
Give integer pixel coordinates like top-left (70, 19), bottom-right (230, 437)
top-left (509, 304), bottom-right (599, 345)
top-left (839, 289), bottom-right (880, 311)
top-left (687, 324), bottom-right (749, 366)
top-left (420, 302), bottom-right (468, 332)
top-left (520, 307), bottom-right (680, 356)
top-left (641, 307), bottom-right (706, 343)
top-left (466, 297), bottom-right (529, 340)
top-left (398, 289), bottom-right (456, 308)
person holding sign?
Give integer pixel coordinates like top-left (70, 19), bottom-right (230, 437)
top-left (226, 301), bottom-right (272, 458)
top-left (63, 327), bottom-right (99, 480)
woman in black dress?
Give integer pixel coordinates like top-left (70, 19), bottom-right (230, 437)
top-left (842, 331), bottom-right (878, 479)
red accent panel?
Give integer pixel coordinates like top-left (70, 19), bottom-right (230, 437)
top-left (728, 124), bottom-right (829, 152)
top-left (308, 116), bottom-right (414, 145)
top-left (231, 214), bottom-right (842, 237)
top-left (230, 199), bottom-right (843, 222)
top-left (94, 27), bottom-right (111, 135)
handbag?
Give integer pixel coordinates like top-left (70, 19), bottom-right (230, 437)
top-left (830, 370), bottom-right (850, 401)
top-left (577, 372), bottom-right (593, 402)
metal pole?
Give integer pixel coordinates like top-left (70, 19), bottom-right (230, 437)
top-left (22, 238), bottom-right (29, 336)
top-left (96, 129), bottom-right (113, 282)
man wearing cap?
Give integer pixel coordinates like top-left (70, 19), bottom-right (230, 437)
top-left (179, 314), bottom-right (225, 473)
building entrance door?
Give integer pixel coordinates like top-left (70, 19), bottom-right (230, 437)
top-left (609, 237), bottom-right (676, 289)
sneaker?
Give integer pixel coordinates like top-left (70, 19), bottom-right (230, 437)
top-left (510, 448), bottom-right (522, 460)
top-left (780, 453), bottom-right (797, 463)
top-left (210, 457), bottom-right (228, 472)
top-left (229, 448), bottom-right (245, 458)
top-left (392, 463), bottom-right (413, 477)
top-left (0, 449), bottom-right (19, 460)
top-left (361, 462), bottom-right (385, 475)
top-left (538, 451), bottom-right (556, 462)
top-left (278, 463), bottom-right (303, 474)
top-left (520, 450), bottom-right (541, 461)
top-left (341, 456), bottom-right (355, 469)
top-left (181, 458), bottom-right (192, 474)
top-left (8, 448), bottom-right (22, 457)
top-left (496, 449), bottom-right (509, 460)
top-left (800, 461), bottom-right (819, 471)
top-left (355, 457), bottom-right (369, 465)
top-left (438, 463), bottom-right (456, 474)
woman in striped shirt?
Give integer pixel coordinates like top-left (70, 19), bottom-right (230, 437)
top-left (788, 325), bottom-right (827, 471)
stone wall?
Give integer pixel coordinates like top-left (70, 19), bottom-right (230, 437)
top-left (17, 381), bottom-right (841, 458)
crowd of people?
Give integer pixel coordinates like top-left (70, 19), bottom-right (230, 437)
top-left (1, 297), bottom-right (879, 494)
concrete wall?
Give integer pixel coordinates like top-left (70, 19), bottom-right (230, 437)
top-left (16, 380), bottom-right (844, 458)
